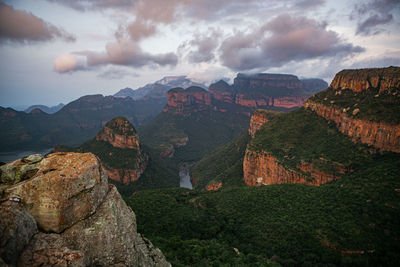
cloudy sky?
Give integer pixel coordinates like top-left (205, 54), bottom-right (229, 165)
top-left (0, 0), bottom-right (399, 108)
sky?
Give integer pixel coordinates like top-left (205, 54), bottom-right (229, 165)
top-left (0, 0), bottom-right (399, 109)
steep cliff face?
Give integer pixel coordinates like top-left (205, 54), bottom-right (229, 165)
top-left (96, 117), bottom-right (140, 149)
top-left (0, 152), bottom-right (170, 266)
top-left (163, 86), bottom-right (211, 115)
top-left (305, 101), bottom-right (400, 153)
top-left (56, 117), bottom-right (148, 184)
top-left (248, 109), bottom-right (282, 138)
top-left (330, 67), bottom-right (400, 93)
top-left (96, 117), bottom-right (148, 184)
top-left (234, 73), bottom-right (303, 89)
top-left (243, 150), bottom-right (345, 186)
top-left (305, 67), bottom-right (400, 153)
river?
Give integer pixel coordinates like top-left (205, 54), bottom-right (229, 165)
top-left (179, 163), bottom-right (193, 189)
top-left (0, 148), bottom-right (53, 164)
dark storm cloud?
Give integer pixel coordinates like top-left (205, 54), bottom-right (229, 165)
top-left (220, 14), bottom-right (364, 71)
top-left (0, 2), bottom-right (75, 44)
top-left (352, 0), bottom-right (400, 35)
top-left (54, 39), bottom-right (178, 73)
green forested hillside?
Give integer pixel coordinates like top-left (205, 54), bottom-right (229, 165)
top-left (190, 132), bottom-right (250, 189)
top-left (139, 110), bottom-right (250, 163)
top-left (126, 153), bottom-right (400, 266)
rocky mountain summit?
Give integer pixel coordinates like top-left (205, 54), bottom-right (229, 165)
top-left (56, 117), bottom-right (148, 185)
top-left (114, 76), bottom-right (206, 101)
top-left (0, 152), bottom-right (170, 266)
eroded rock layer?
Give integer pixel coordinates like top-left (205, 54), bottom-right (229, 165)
top-left (330, 67), bottom-right (400, 93)
top-left (243, 150), bottom-right (343, 186)
top-left (305, 101), bottom-right (400, 153)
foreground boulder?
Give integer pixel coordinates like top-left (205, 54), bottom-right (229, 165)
top-left (0, 152), bottom-right (170, 266)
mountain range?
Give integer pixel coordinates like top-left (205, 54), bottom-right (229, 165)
top-left (25, 103), bottom-right (65, 114)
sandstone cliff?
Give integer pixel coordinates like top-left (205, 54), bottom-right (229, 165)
top-left (305, 67), bottom-right (400, 153)
top-left (57, 117), bottom-right (149, 184)
top-left (330, 66), bottom-right (400, 93)
top-left (163, 73), bottom-right (327, 117)
top-left (0, 152), bottom-right (170, 266)
top-left (248, 109), bottom-right (282, 138)
top-left (305, 101), bottom-right (400, 153)
top-left (96, 116), bottom-right (140, 149)
top-left (243, 150), bottom-right (345, 186)
top-left (163, 86), bottom-right (211, 115)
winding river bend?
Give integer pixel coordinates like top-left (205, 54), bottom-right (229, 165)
top-left (179, 164), bottom-right (193, 189)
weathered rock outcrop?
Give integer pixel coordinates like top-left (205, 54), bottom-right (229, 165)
top-left (4, 153), bottom-right (109, 233)
top-left (305, 101), bottom-right (400, 153)
top-left (0, 152), bottom-right (170, 266)
top-left (206, 181), bottom-right (223, 191)
top-left (92, 117), bottom-right (148, 184)
top-left (330, 67), bottom-right (400, 93)
top-left (96, 117), bottom-right (140, 149)
top-left (163, 86), bottom-right (211, 115)
top-left (248, 109), bottom-right (282, 138)
top-left (243, 150), bottom-right (345, 186)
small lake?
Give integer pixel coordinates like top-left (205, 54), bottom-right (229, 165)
top-left (179, 164), bottom-right (193, 189)
top-left (0, 148), bottom-right (53, 164)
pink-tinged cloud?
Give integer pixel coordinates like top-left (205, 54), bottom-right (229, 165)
top-left (220, 14), bottom-right (364, 71)
top-left (54, 39), bottom-right (178, 73)
top-left (0, 3), bottom-right (75, 44)
top-left (54, 54), bottom-right (84, 73)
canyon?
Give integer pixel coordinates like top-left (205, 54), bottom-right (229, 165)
top-left (242, 67), bottom-right (400, 188)
top-left (0, 152), bottom-right (170, 266)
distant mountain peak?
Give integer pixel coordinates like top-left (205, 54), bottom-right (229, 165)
top-left (114, 76), bottom-right (206, 100)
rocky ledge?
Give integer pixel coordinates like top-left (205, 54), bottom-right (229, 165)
top-left (330, 66), bottom-right (400, 93)
top-left (0, 152), bottom-right (170, 266)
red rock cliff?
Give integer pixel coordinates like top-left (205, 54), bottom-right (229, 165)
top-left (330, 67), bottom-right (400, 93)
top-left (305, 101), bottom-right (400, 153)
top-left (243, 150), bottom-right (345, 186)
top-left (95, 117), bottom-right (148, 184)
top-left (163, 86), bottom-right (211, 115)
top-left (96, 117), bottom-right (139, 149)
top-left (248, 109), bottom-right (282, 138)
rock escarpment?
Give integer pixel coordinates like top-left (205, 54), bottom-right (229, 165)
top-left (163, 86), bottom-right (211, 115)
top-left (243, 150), bottom-right (345, 186)
top-left (163, 73), bottom-right (328, 116)
top-left (96, 117), bottom-right (140, 149)
top-left (96, 117), bottom-right (148, 184)
top-left (306, 67), bottom-right (400, 153)
top-left (330, 67), bottom-right (400, 93)
top-left (56, 117), bottom-right (148, 184)
top-left (305, 101), bottom-right (400, 153)
top-left (0, 152), bottom-right (170, 266)
top-left (248, 109), bottom-right (282, 138)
